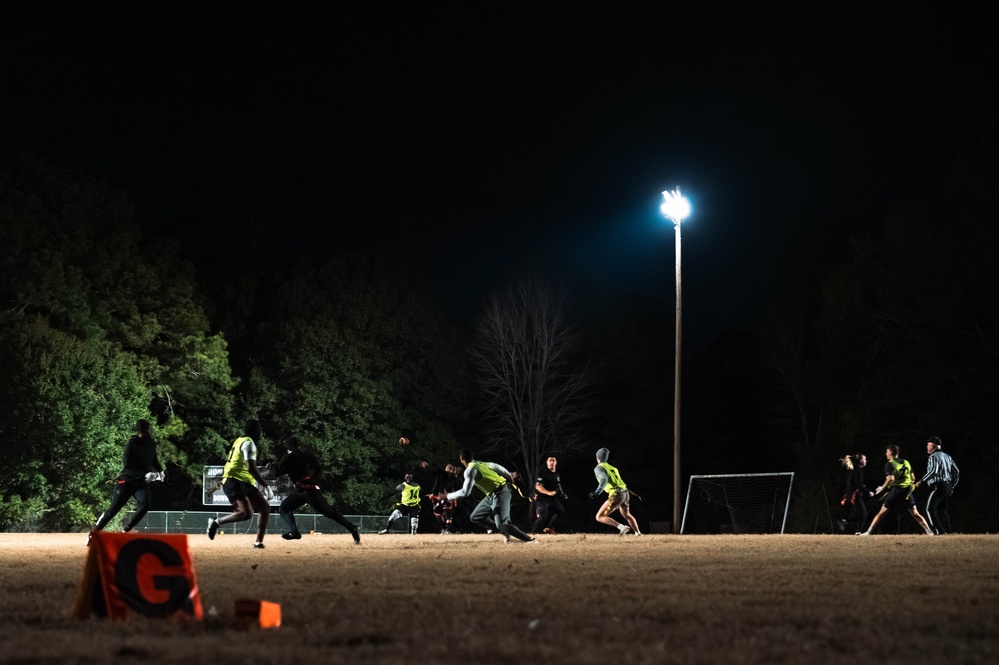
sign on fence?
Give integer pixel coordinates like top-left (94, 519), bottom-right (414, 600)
top-left (201, 466), bottom-right (291, 507)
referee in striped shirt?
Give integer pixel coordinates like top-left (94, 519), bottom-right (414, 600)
top-left (914, 436), bottom-right (960, 534)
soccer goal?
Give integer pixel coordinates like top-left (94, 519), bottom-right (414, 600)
top-left (681, 472), bottom-right (795, 534)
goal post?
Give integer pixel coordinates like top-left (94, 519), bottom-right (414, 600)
top-left (681, 472), bottom-right (795, 534)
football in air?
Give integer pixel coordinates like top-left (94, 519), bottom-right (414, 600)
top-left (399, 437), bottom-right (410, 445)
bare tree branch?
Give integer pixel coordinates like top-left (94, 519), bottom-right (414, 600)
top-left (469, 277), bottom-right (599, 494)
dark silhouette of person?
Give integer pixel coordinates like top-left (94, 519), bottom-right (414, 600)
top-left (272, 436), bottom-right (360, 543)
top-left (92, 419), bottom-right (163, 536)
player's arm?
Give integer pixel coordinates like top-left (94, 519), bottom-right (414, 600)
top-left (535, 479), bottom-right (553, 496)
top-left (591, 466), bottom-right (608, 498)
top-left (447, 467), bottom-right (477, 500)
top-left (243, 441), bottom-right (269, 487)
top-left (247, 459), bottom-right (269, 487)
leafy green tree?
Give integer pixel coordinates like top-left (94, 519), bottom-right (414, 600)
top-left (0, 317), bottom-right (149, 529)
top-left (0, 156), bottom-right (237, 519)
top-left (240, 252), bottom-right (472, 511)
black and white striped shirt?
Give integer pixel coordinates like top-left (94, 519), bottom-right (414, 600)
top-left (921, 450), bottom-right (960, 487)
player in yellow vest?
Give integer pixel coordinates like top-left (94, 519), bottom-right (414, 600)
top-left (445, 448), bottom-right (537, 543)
top-left (590, 448), bottom-right (642, 535)
top-left (858, 444), bottom-right (934, 536)
top-left (207, 420), bottom-right (273, 548)
top-left (379, 473), bottom-right (423, 534)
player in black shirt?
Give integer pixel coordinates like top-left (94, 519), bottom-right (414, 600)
top-left (532, 453), bottom-right (567, 534)
top-left (272, 437), bottom-right (360, 543)
top-left (93, 419), bottom-right (163, 535)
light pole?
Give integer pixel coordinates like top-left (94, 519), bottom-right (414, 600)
top-left (661, 187), bottom-right (690, 534)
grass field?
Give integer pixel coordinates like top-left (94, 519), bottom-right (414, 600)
top-left (1, 532), bottom-right (996, 664)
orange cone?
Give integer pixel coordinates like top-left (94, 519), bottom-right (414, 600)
top-left (234, 598), bottom-right (281, 629)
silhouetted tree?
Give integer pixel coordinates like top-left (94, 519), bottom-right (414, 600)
top-left (756, 311), bottom-right (824, 465)
top-left (469, 277), bottom-right (599, 503)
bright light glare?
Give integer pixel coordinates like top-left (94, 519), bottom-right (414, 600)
top-left (660, 188), bottom-right (691, 224)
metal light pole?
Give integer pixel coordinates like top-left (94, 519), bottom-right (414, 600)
top-left (661, 188), bottom-right (690, 534)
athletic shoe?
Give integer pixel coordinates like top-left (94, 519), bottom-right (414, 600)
top-left (524, 537), bottom-right (539, 544)
top-left (618, 525), bottom-right (633, 536)
top-left (282, 531), bottom-right (302, 540)
top-left (503, 534), bottom-right (511, 543)
top-left (924, 531), bottom-right (935, 537)
top-left (351, 528), bottom-right (361, 545)
top-left (207, 518), bottom-right (220, 540)
top-left (633, 531), bottom-right (644, 536)
top-left (253, 542), bottom-right (265, 549)
top-left (857, 531), bottom-right (871, 537)
top-left (378, 529), bottom-right (389, 535)
top-left (543, 527), bottom-right (557, 535)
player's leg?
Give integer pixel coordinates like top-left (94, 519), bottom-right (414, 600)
top-left (469, 496), bottom-right (497, 533)
top-left (494, 486), bottom-right (533, 542)
top-left (924, 486), bottom-right (946, 534)
top-left (618, 496), bottom-right (641, 535)
top-left (595, 494), bottom-right (626, 532)
top-left (248, 489), bottom-right (271, 546)
top-left (308, 489), bottom-right (360, 542)
top-left (546, 498), bottom-right (566, 533)
top-left (860, 503), bottom-right (889, 535)
top-left (908, 504), bottom-right (934, 535)
top-left (402, 506), bottom-right (417, 534)
top-left (380, 507), bottom-right (403, 534)
top-left (122, 485), bottom-right (151, 532)
top-left (279, 491), bottom-right (307, 538)
top-left (217, 479), bottom-right (256, 525)
top-left (532, 500), bottom-right (550, 533)
top-left (94, 483), bottom-right (132, 532)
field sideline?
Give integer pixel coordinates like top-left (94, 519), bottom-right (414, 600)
top-left (0, 533), bottom-right (996, 664)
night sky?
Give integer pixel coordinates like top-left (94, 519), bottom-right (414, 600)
top-left (3, 4), bottom-right (996, 348)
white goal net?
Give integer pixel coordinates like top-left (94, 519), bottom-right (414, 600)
top-left (681, 472), bottom-right (795, 534)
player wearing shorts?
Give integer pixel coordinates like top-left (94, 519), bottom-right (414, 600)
top-left (379, 473), bottom-right (423, 534)
top-left (207, 420), bottom-right (272, 548)
top-left (590, 447), bottom-right (642, 535)
top-left (858, 445), bottom-right (934, 536)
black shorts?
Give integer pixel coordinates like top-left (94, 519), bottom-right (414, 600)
top-left (884, 487), bottom-right (915, 512)
top-left (222, 477), bottom-right (260, 503)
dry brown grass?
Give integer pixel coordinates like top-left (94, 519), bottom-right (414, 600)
top-left (1, 532), bottom-right (996, 664)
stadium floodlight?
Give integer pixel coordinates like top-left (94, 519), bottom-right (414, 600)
top-left (661, 187), bottom-right (690, 534)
